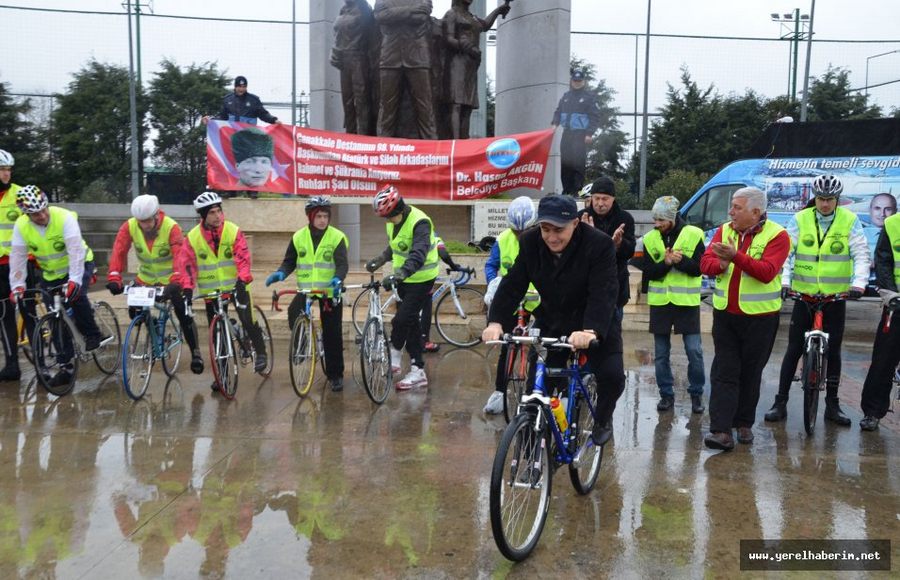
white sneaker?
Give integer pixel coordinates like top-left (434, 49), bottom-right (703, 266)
top-left (483, 391), bottom-right (505, 415)
top-left (396, 365), bottom-right (428, 391)
top-left (390, 347), bottom-right (402, 373)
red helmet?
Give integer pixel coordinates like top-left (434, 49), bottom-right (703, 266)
top-left (373, 184), bottom-right (402, 217)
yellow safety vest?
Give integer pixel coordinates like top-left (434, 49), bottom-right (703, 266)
top-left (884, 213), bottom-right (900, 288)
top-left (644, 225), bottom-right (704, 307)
top-left (387, 205), bottom-right (438, 283)
top-left (187, 221), bottom-right (239, 296)
top-left (128, 215), bottom-right (177, 285)
top-left (712, 220), bottom-right (784, 314)
top-left (16, 206), bottom-right (94, 281)
top-left (292, 225), bottom-right (348, 298)
top-left (791, 207), bottom-right (854, 294)
top-left (0, 184), bottom-right (21, 258)
top-left (496, 228), bottom-right (541, 311)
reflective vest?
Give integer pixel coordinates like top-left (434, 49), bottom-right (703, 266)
top-left (128, 215), bottom-right (176, 285)
top-left (643, 225), bottom-right (704, 307)
top-left (885, 213), bottom-right (900, 287)
top-left (496, 228), bottom-right (541, 311)
top-left (187, 221), bottom-right (239, 296)
top-left (791, 207), bottom-right (854, 294)
top-left (712, 220), bottom-right (784, 314)
top-left (0, 184), bottom-right (21, 257)
top-left (387, 206), bottom-right (438, 283)
top-left (15, 206), bottom-right (94, 281)
top-left (292, 225), bottom-right (348, 298)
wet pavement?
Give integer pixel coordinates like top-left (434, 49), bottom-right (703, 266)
top-left (0, 327), bottom-right (898, 578)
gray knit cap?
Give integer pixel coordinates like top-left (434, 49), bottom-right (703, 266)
top-left (651, 196), bottom-right (679, 222)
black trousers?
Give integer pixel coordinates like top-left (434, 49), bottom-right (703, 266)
top-left (0, 262), bottom-right (37, 370)
top-left (860, 308), bottom-right (900, 419)
top-left (777, 300), bottom-right (846, 397)
top-left (709, 310), bottom-right (780, 432)
top-left (419, 289), bottom-right (434, 345)
top-left (42, 263), bottom-right (102, 363)
top-left (202, 283), bottom-right (266, 357)
top-left (560, 131), bottom-right (587, 196)
top-left (392, 279), bottom-right (434, 368)
top-left (288, 293), bottom-right (344, 380)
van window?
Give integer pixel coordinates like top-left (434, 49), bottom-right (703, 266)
top-left (683, 185), bottom-right (744, 230)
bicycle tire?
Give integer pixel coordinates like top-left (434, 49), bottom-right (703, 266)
top-left (160, 305), bottom-right (184, 378)
top-left (360, 317), bottom-right (391, 404)
top-left (318, 328), bottom-right (329, 378)
top-left (434, 286), bottom-right (486, 348)
top-left (289, 315), bottom-right (316, 397)
top-left (122, 316), bottom-right (153, 400)
top-left (32, 313), bottom-right (79, 397)
top-left (17, 293), bottom-right (46, 366)
top-left (91, 301), bottom-right (122, 374)
top-left (209, 314), bottom-right (239, 399)
top-left (351, 288), bottom-right (372, 336)
top-left (489, 411), bottom-right (552, 562)
top-left (569, 374), bottom-right (603, 494)
top-left (801, 341), bottom-right (824, 436)
top-left (502, 344), bottom-right (529, 424)
top-left (253, 305), bottom-right (274, 377)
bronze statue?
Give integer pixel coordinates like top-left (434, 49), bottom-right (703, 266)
top-left (331, 0), bottom-right (378, 135)
top-left (373, 0), bottom-right (438, 140)
top-left (442, 0), bottom-right (510, 139)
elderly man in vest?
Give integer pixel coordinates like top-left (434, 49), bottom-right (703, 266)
top-left (265, 196), bottom-right (348, 391)
top-left (859, 212), bottom-right (900, 431)
top-left (366, 185), bottom-right (438, 390)
top-left (764, 175), bottom-right (869, 426)
top-left (699, 187), bottom-right (791, 450)
top-left (107, 194), bottom-right (204, 375)
top-left (175, 191), bottom-right (268, 390)
top-left (630, 196), bottom-right (706, 414)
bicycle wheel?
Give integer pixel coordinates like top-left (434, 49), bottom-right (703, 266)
top-left (18, 294), bottom-right (46, 366)
top-left (569, 374), bottom-right (603, 494)
top-left (209, 314), bottom-right (239, 399)
top-left (489, 411), bottom-right (552, 562)
top-left (502, 344), bottom-right (529, 423)
top-left (801, 341), bottom-right (824, 436)
top-left (253, 305), bottom-right (274, 376)
top-left (434, 286), bottom-right (486, 348)
top-left (160, 305), bottom-right (184, 378)
top-left (317, 328), bottom-right (329, 377)
top-left (289, 315), bottom-right (316, 397)
top-left (91, 301), bottom-right (122, 374)
top-left (122, 316), bottom-right (153, 400)
top-left (32, 313), bottom-right (80, 397)
top-left (351, 288), bottom-right (372, 336)
top-left (360, 317), bottom-right (391, 404)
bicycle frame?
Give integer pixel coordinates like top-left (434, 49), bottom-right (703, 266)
top-left (128, 286), bottom-right (180, 360)
top-left (44, 290), bottom-right (115, 359)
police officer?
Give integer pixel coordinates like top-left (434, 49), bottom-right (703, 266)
top-left (203, 76), bottom-right (279, 126)
top-left (551, 70), bottom-right (602, 196)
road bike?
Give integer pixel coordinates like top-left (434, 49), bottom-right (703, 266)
top-left (31, 284), bottom-right (121, 396)
top-left (880, 295), bottom-right (900, 413)
top-left (353, 275), bottom-right (398, 404)
top-left (271, 287), bottom-right (337, 397)
top-left (487, 334), bottom-right (604, 561)
top-left (0, 288), bottom-right (45, 366)
top-left (351, 267), bottom-right (486, 348)
top-left (786, 291), bottom-right (848, 436)
top-left (121, 284), bottom-right (186, 400)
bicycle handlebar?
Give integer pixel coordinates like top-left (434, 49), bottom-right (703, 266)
top-left (785, 291), bottom-right (849, 305)
top-left (486, 334), bottom-right (599, 350)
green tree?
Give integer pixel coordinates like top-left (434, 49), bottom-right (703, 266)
top-left (570, 56), bottom-right (629, 181)
top-left (805, 65), bottom-right (882, 121)
top-left (646, 169), bottom-right (710, 207)
top-left (148, 59), bottom-right (228, 195)
top-left (52, 60), bottom-right (146, 202)
top-left (0, 81), bottom-right (40, 186)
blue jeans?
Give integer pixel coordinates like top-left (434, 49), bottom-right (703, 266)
top-left (654, 332), bottom-right (705, 398)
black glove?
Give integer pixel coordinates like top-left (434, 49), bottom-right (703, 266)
top-left (381, 272), bottom-right (405, 291)
top-left (848, 288), bottom-right (863, 300)
top-left (781, 286), bottom-right (791, 300)
top-left (106, 281), bottom-right (124, 296)
top-left (366, 256), bottom-right (386, 273)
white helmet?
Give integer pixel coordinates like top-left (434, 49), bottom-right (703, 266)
top-left (131, 194), bottom-right (160, 220)
top-left (193, 191), bottom-right (222, 213)
top-left (0, 150), bottom-right (13, 168)
top-left (16, 185), bottom-right (48, 214)
top-left (507, 196), bottom-right (536, 231)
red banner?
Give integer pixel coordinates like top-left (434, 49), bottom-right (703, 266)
top-left (207, 121), bottom-right (553, 200)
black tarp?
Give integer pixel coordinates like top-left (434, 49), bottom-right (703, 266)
top-left (745, 118), bottom-right (900, 159)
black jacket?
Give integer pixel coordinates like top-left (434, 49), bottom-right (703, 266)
top-left (489, 222), bottom-right (622, 353)
top-left (215, 91), bottom-right (278, 124)
top-left (551, 88), bottom-right (602, 134)
top-left (580, 201), bottom-right (636, 307)
top-left (874, 226), bottom-right (897, 292)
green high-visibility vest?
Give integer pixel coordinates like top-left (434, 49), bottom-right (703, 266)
top-left (791, 207), bottom-right (855, 294)
top-left (16, 206), bottom-right (94, 281)
top-left (496, 228), bottom-right (540, 311)
top-left (712, 220), bottom-right (784, 314)
top-left (387, 205), bottom-right (438, 283)
top-left (0, 184), bottom-right (22, 257)
top-left (643, 224), bottom-right (704, 307)
top-left (292, 225), bottom-right (348, 298)
top-left (128, 215), bottom-right (176, 285)
top-left (884, 213), bottom-right (900, 288)
top-left (187, 221), bottom-right (239, 296)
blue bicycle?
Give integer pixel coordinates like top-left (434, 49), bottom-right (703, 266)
top-left (121, 285), bottom-right (185, 400)
top-left (488, 334), bottom-right (604, 561)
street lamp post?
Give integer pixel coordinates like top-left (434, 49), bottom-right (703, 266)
top-left (865, 49), bottom-right (900, 99)
top-left (771, 10), bottom-right (810, 102)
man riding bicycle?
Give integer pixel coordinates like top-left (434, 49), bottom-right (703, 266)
top-left (106, 194), bottom-right (204, 375)
top-left (265, 195), bottom-right (348, 391)
top-left (764, 175), bottom-right (869, 426)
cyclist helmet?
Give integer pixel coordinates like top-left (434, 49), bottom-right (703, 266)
top-left (305, 195), bottom-right (331, 212)
top-left (507, 196), bottom-right (536, 231)
top-left (373, 184), bottom-right (402, 217)
top-left (812, 175), bottom-right (843, 198)
top-left (193, 191), bottom-right (223, 213)
top-left (16, 185), bottom-right (48, 214)
top-left (131, 194), bottom-right (160, 220)
top-left (0, 149), bottom-right (13, 167)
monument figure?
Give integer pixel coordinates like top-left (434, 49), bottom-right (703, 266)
top-left (331, 0), bottom-right (378, 135)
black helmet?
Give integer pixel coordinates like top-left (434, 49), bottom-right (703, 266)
top-left (305, 195), bottom-right (331, 212)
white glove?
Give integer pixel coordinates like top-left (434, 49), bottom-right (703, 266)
top-left (484, 276), bottom-right (502, 307)
top-left (878, 289), bottom-right (900, 309)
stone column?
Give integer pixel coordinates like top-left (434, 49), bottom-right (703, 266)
top-left (494, 0), bottom-right (570, 196)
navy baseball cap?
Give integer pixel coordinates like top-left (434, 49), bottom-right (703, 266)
top-left (537, 195), bottom-right (578, 226)
top-left (570, 70), bottom-right (585, 81)
top-left (234, 75), bottom-right (248, 87)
